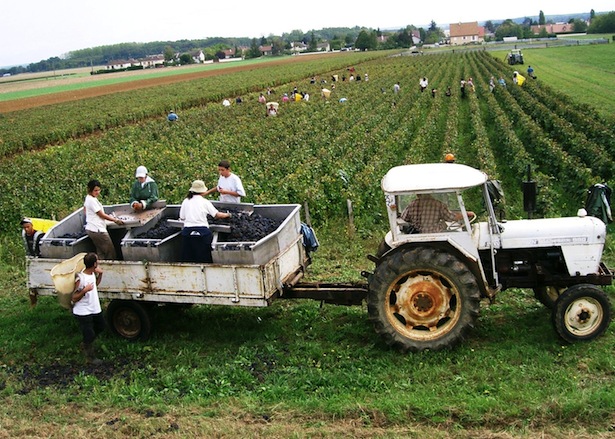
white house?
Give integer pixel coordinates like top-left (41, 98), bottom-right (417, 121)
top-left (140, 55), bottom-right (165, 68)
top-left (191, 50), bottom-right (205, 63)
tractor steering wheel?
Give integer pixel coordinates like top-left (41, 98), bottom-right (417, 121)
top-left (447, 212), bottom-right (477, 231)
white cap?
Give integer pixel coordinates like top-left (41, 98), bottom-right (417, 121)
top-left (135, 166), bottom-right (148, 178)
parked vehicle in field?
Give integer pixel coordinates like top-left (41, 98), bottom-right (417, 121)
top-left (506, 49), bottom-right (524, 65)
top-left (27, 164), bottom-right (613, 351)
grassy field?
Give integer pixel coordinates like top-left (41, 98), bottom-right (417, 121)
top-left (491, 40), bottom-right (615, 118)
top-left (0, 48), bottom-right (614, 438)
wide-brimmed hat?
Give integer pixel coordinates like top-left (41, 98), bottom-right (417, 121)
top-left (135, 166), bottom-right (148, 178)
top-left (189, 180), bottom-right (207, 194)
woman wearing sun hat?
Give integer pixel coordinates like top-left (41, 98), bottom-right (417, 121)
top-left (179, 180), bottom-right (231, 263)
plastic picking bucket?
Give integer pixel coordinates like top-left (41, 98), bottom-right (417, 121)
top-left (50, 252), bottom-right (86, 309)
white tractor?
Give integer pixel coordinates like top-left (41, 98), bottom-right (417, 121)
top-left (365, 163), bottom-right (613, 352)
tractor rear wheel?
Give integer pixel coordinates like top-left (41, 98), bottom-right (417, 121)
top-left (552, 284), bottom-right (612, 343)
top-left (375, 239), bottom-right (391, 259)
top-left (367, 246), bottom-right (481, 352)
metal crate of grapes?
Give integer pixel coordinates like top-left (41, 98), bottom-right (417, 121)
top-left (212, 204), bottom-right (301, 265)
top-left (40, 204), bottom-right (164, 259)
top-left (39, 208), bottom-right (95, 259)
top-left (121, 206), bottom-right (181, 262)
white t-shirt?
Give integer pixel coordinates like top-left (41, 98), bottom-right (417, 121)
top-left (84, 194), bottom-right (107, 232)
top-left (72, 271), bottom-right (102, 316)
top-left (217, 173), bottom-right (246, 203)
top-left (179, 195), bottom-right (219, 228)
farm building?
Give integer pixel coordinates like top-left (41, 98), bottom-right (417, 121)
top-left (449, 21), bottom-right (484, 45)
top-left (530, 23), bottom-right (575, 35)
top-left (105, 59), bottom-right (138, 70)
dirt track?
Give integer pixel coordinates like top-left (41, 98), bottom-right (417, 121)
top-left (0, 55), bottom-right (326, 113)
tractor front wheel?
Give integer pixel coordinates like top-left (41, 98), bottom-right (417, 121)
top-left (552, 284), bottom-right (612, 343)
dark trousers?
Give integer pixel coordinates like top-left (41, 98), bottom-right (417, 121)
top-left (86, 230), bottom-right (116, 260)
top-left (181, 227), bottom-right (214, 263)
top-left (74, 312), bottom-right (106, 344)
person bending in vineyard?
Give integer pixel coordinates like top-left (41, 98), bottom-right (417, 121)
top-left (130, 166), bottom-right (159, 211)
top-left (179, 180), bottom-right (232, 263)
top-left (204, 160), bottom-right (246, 203)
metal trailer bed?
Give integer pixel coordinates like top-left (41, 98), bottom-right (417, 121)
top-left (27, 202), bottom-right (368, 340)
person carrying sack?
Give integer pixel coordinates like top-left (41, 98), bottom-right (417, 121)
top-left (71, 252), bottom-right (106, 365)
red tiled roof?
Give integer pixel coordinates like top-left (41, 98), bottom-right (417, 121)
top-left (449, 21), bottom-right (480, 37)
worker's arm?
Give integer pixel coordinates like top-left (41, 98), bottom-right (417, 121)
top-left (96, 210), bottom-right (123, 225)
top-left (71, 277), bottom-right (93, 304)
top-left (214, 211), bottom-right (232, 219)
top-left (203, 187), bottom-right (218, 196)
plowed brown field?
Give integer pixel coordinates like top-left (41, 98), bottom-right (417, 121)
top-left (0, 55), bottom-right (324, 113)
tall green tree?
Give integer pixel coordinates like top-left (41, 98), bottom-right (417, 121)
top-left (539, 10), bottom-right (545, 25)
top-left (286, 29), bottom-right (305, 43)
top-left (354, 30), bottom-right (377, 51)
top-left (163, 46), bottom-right (176, 62)
top-left (396, 28), bottom-right (413, 47)
top-left (329, 34), bottom-right (343, 50)
top-left (271, 37), bottom-right (285, 56)
top-left (495, 20), bottom-right (524, 40)
top-left (246, 38), bottom-right (261, 59)
top-left (572, 19), bottom-right (588, 32)
top-left (424, 21), bottom-right (444, 44)
top-left (308, 31), bottom-right (318, 51)
top-left (179, 53), bottom-right (193, 64)
top-left (587, 11), bottom-right (615, 33)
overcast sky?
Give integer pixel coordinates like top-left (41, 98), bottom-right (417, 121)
top-left (2, 0), bottom-right (613, 67)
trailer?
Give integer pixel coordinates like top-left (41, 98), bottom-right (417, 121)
top-left (27, 202), bottom-right (367, 341)
top-left (26, 163), bottom-right (613, 351)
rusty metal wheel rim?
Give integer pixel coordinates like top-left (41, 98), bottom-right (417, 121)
top-left (385, 269), bottom-right (461, 341)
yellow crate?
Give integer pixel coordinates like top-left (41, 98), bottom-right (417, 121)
top-left (30, 218), bottom-right (59, 233)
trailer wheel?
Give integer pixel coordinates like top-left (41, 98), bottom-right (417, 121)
top-left (367, 247), bottom-right (481, 352)
top-left (107, 300), bottom-right (152, 341)
top-left (552, 284), bottom-right (612, 343)
top-left (533, 286), bottom-right (564, 309)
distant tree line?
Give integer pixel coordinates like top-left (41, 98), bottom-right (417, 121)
top-left (485, 10), bottom-right (614, 41)
top-left (2, 11), bottom-right (613, 76)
